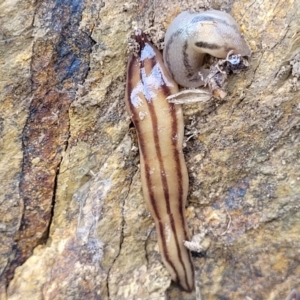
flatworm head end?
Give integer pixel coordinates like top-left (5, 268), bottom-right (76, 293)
top-left (128, 29), bottom-right (151, 56)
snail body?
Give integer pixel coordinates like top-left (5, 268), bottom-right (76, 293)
top-left (163, 10), bottom-right (251, 87)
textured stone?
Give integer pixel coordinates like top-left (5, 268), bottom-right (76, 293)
top-left (0, 0), bottom-right (299, 299)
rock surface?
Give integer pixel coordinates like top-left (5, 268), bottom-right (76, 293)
top-left (0, 0), bottom-right (299, 299)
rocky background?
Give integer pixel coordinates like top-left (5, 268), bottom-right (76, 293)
top-left (0, 0), bottom-right (299, 299)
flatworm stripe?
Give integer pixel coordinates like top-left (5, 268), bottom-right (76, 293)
top-left (170, 105), bottom-right (195, 287)
top-left (145, 88), bottom-right (189, 289)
